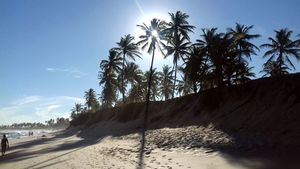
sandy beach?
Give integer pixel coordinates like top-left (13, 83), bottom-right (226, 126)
top-left (0, 126), bottom-right (271, 169)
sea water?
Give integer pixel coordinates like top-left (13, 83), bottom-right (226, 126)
top-left (0, 129), bottom-right (55, 139)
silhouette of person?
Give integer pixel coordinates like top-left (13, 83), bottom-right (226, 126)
top-left (1, 134), bottom-right (9, 156)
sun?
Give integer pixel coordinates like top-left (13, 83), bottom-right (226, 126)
top-left (133, 12), bottom-right (169, 39)
top-left (132, 12), bottom-right (169, 62)
top-left (151, 30), bottom-right (159, 38)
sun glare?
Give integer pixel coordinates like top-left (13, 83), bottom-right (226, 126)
top-left (151, 30), bottom-right (159, 38)
top-left (132, 12), bottom-right (170, 62)
top-left (133, 12), bottom-right (169, 39)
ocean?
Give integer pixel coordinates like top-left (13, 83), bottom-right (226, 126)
top-left (0, 129), bottom-right (55, 139)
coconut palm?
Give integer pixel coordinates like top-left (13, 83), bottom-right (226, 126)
top-left (164, 11), bottom-right (195, 40)
top-left (227, 23), bottom-right (260, 62)
top-left (260, 61), bottom-right (290, 77)
top-left (182, 46), bottom-right (209, 92)
top-left (163, 11), bottom-right (194, 98)
top-left (233, 62), bottom-right (255, 84)
top-left (114, 34), bottom-right (141, 103)
top-left (137, 18), bottom-right (166, 102)
top-left (70, 103), bottom-right (83, 120)
top-left (197, 28), bottom-right (232, 87)
top-left (260, 28), bottom-right (300, 75)
top-left (176, 77), bottom-right (193, 97)
top-left (124, 62), bottom-right (143, 85)
top-left (122, 62), bottom-right (143, 103)
top-left (100, 49), bottom-right (122, 74)
top-left (137, 18), bottom-right (166, 166)
top-left (84, 88), bottom-right (97, 111)
top-left (163, 35), bottom-right (191, 98)
top-left (99, 49), bottom-right (122, 107)
top-left (143, 69), bottom-right (160, 101)
top-left (158, 65), bottom-right (173, 100)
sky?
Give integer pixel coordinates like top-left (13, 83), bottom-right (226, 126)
top-left (1, 0), bottom-right (300, 125)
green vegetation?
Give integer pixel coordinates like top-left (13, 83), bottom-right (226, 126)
top-left (0, 118), bottom-right (70, 129)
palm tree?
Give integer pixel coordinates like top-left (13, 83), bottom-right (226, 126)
top-left (260, 28), bottom-right (300, 75)
top-left (227, 23), bottom-right (260, 62)
top-left (196, 28), bottom-right (230, 87)
top-left (163, 11), bottom-right (194, 98)
top-left (164, 11), bottom-right (195, 40)
top-left (100, 49), bottom-right (122, 74)
top-left (144, 69), bottom-right (161, 101)
top-left (137, 18), bottom-right (166, 103)
top-left (227, 23), bottom-right (260, 82)
top-left (183, 46), bottom-right (209, 92)
top-left (123, 62), bottom-right (143, 103)
top-left (124, 62), bottom-right (143, 85)
top-left (114, 34), bottom-right (141, 103)
top-left (163, 35), bottom-right (191, 98)
top-left (158, 65), bottom-right (173, 100)
top-left (70, 103), bottom-right (83, 120)
top-left (136, 18), bottom-right (166, 167)
top-left (99, 49), bottom-right (122, 107)
top-left (234, 62), bottom-right (255, 84)
top-left (100, 73), bottom-right (118, 107)
top-left (260, 61), bottom-right (290, 77)
top-left (84, 88), bottom-right (97, 111)
top-left (176, 77), bottom-right (193, 97)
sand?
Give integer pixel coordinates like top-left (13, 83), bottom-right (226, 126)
top-left (0, 128), bottom-right (267, 169)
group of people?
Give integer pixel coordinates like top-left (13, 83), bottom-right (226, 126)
top-left (1, 134), bottom-right (9, 156)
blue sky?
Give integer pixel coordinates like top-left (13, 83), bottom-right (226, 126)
top-left (1, 0), bottom-right (300, 125)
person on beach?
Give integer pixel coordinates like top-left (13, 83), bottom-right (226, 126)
top-left (1, 134), bottom-right (9, 156)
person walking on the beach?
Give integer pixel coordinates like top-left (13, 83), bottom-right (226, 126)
top-left (1, 134), bottom-right (9, 156)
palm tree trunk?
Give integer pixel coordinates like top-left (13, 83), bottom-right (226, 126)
top-left (279, 52), bottom-right (283, 76)
top-left (193, 82), bottom-right (197, 93)
top-left (216, 66), bottom-right (223, 87)
top-left (139, 47), bottom-right (155, 169)
top-left (122, 53), bottom-right (125, 103)
top-left (172, 61), bottom-right (178, 98)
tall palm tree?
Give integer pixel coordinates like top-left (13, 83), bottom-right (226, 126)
top-left (227, 23), bottom-right (260, 82)
top-left (260, 60), bottom-right (290, 77)
top-left (100, 49), bottom-right (122, 74)
top-left (176, 77), bottom-right (193, 97)
top-left (114, 34), bottom-right (141, 103)
top-left (144, 69), bottom-right (161, 101)
top-left (70, 103), bottom-right (83, 120)
top-left (233, 62), bottom-right (255, 84)
top-left (260, 28), bottom-right (300, 75)
top-left (164, 11), bottom-right (195, 40)
top-left (124, 62), bottom-right (143, 85)
top-left (99, 49), bottom-right (122, 107)
top-left (84, 88), bottom-right (97, 111)
top-left (163, 11), bottom-right (194, 98)
top-left (137, 18), bottom-right (166, 102)
top-left (158, 65), bottom-right (173, 100)
top-left (136, 18), bottom-right (166, 167)
top-left (227, 23), bottom-right (260, 62)
top-left (183, 46), bottom-right (209, 92)
top-left (163, 35), bottom-right (191, 98)
top-left (196, 28), bottom-right (231, 87)
top-left (123, 62), bottom-right (143, 103)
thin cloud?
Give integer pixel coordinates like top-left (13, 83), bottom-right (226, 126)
top-left (14, 95), bottom-right (41, 105)
top-left (46, 67), bottom-right (87, 78)
top-left (0, 95), bottom-right (85, 125)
